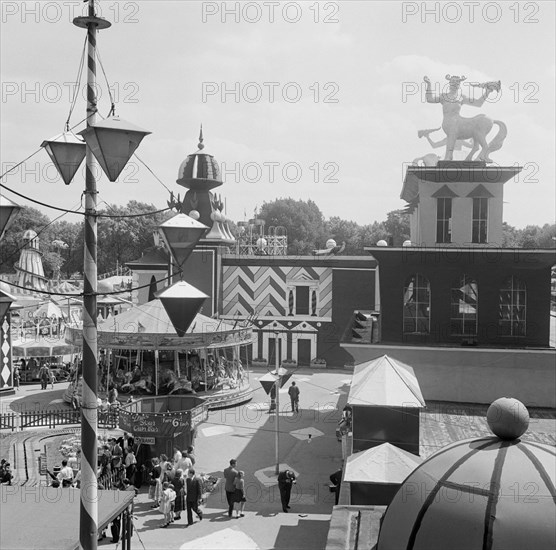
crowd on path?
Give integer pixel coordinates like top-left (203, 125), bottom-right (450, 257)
top-left (147, 446), bottom-right (212, 528)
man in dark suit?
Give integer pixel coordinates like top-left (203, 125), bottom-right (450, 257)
top-left (277, 470), bottom-right (296, 512)
top-left (185, 469), bottom-right (203, 526)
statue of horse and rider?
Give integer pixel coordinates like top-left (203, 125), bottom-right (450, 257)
top-left (418, 74), bottom-right (507, 164)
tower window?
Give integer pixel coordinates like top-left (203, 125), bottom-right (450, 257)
top-left (472, 198), bottom-right (488, 243)
top-left (436, 198), bottom-right (452, 243)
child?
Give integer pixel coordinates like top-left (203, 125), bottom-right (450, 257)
top-left (50, 370), bottom-right (56, 389)
top-left (159, 481), bottom-right (176, 527)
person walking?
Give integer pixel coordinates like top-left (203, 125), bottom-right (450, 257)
top-left (159, 481), bottom-right (175, 528)
top-left (185, 469), bottom-right (203, 526)
top-left (39, 363), bottom-right (50, 390)
top-left (288, 381), bottom-right (300, 413)
top-left (173, 469), bottom-right (186, 521)
top-left (13, 366), bottom-right (20, 391)
top-left (233, 470), bottom-right (247, 518)
top-left (223, 458), bottom-right (238, 518)
top-left (50, 370), bottom-right (56, 389)
top-left (277, 469), bottom-right (296, 512)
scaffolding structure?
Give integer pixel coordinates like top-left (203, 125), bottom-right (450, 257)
top-left (235, 219), bottom-right (288, 256)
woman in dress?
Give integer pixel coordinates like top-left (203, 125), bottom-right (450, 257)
top-left (159, 482), bottom-right (175, 527)
top-left (173, 469), bottom-right (186, 521)
top-left (233, 470), bottom-right (247, 518)
top-left (149, 457), bottom-right (162, 508)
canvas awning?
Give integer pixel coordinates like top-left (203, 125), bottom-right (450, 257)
top-left (344, 442), bottom-right (423, 484)
top-left (347, 355), bottom-right (425, 408)
top-left (0, 486), bottom-right (133, 550)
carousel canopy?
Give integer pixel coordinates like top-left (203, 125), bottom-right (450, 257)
top-left (347, 355), bottom-right (425, 408)
top-left (13, 336), bottom-right (79, 357)
top-left (64, 298), bottom-right (254, 351)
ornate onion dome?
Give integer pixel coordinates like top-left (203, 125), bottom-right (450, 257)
top-left (176, 126), bottom-right (223, 191)
top-left (377, 398), bottom-right (556, 550)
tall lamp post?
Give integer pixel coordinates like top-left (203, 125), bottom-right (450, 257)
top-left (274, 331), bottom-right (281, 475)
top-left (40, 2), bottom-right (151, 548)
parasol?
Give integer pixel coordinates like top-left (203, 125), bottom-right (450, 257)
top-left (259, 368), bottom-right (292, 395)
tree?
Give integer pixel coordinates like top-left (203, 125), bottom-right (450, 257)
top-left (324, 217), bottom-right (361, 254)
top-left (96, 201), bottom-right (172, 273)
top-left (382, 210), bottom-right (410, 247)
top-left (258, 198), bottom-right (327, 255)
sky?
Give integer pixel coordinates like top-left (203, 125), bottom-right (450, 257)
top-left (1, 1), bottom-right (555, 231)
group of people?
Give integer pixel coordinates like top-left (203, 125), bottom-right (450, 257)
top-left (224, 458), bottom-right (298, 516)
top-left (146, 446), bottom-right (205, 527)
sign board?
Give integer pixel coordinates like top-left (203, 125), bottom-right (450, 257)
top-left (119, 409), bottom-right (192, 438)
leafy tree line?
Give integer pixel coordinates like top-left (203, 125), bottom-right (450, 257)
top-left (0, 202), bottom-right (172, 278)
top-left (258, 198), bottom-right (556, 254)
top-left (1, 198), bottom-right (554, 277)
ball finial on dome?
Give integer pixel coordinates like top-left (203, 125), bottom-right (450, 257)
top-left (486, 397), bottom-right (530, 440)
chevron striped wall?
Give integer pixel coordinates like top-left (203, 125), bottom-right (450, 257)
top-left (222, 265), bottom-right (333, 318)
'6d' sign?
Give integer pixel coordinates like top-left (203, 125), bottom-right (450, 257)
top-left (119, 410), bottom-right (191, 437)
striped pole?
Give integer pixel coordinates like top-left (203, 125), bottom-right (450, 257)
top-left (80, 1), bottom-right (99, 547)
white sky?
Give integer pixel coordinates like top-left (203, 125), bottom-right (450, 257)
top-left (1, 1), bottom-right (555, 228)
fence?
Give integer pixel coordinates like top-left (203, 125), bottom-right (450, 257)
top-left (0, 409), bottom-right (118, 431)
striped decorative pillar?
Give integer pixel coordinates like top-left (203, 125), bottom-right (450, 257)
top-left (73, 3), bottom-right (110, 549)
top-left (81, 6), bottom-right (99, 549)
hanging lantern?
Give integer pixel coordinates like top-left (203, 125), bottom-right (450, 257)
top-left (41, 132), bottom-right (86, 185)
top-left (0, 195), bottom-right (21, 241)
top-left (158, 214), bottom-right (208, 271)
top-left (156, 281), bottom-right (208, 337)
top-left (78, 116), bottom-right (151, 182)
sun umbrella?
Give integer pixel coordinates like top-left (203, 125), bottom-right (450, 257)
top-left (259, 368), bottom-right (293, 395)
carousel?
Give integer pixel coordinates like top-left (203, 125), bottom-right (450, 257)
top-left (63, 297), bottom-right (255, 409)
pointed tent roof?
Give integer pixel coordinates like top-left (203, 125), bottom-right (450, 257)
top-left (347, 355), bottom-right (425, 408)
top-left (344, 442), bottom-right (423, 484)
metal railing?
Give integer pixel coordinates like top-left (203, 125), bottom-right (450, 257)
top-left (0, 409), bottom-right (118, 431)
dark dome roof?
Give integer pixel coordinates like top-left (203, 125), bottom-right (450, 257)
top-left (377, 400), bottom-right (556, 550)
top-left (176, 133), bottom-right (222, 191)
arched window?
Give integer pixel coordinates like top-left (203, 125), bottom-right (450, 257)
top-left (148, 275), bottom-right (158, 302)
top-left (403, 274), bottom-right (430, 334)
top-left (451, 276), bottom-right (478, 335)
top-left (499, 276), bottom-right (526, 336)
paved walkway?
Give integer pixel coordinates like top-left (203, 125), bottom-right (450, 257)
top-left (1, 368), bottom-right (349, 549)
